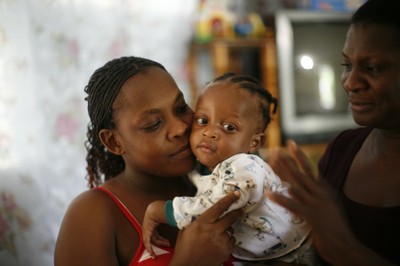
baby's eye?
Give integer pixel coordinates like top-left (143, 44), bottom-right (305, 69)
top-left (196, 117), bottom-right (208, 126)
top-left (223, 123), bottom-right (236, 132)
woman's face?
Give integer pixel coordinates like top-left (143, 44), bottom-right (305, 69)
top-left (111, 67), bottom-right (195, 178)
top-left (190, 82), bottom-right (262, 170)
top-left (341, 24), bottom-right (400, 130)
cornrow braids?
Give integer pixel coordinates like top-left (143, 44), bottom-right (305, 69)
top-left (209, 72), bottom-right (278, 131)
top-left (84, 56), bottom-right (166, 188)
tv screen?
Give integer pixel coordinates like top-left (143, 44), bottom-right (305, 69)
top-left (275, 10), bottom-right (357, 144)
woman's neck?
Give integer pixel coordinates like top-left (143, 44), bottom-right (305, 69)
top-left (116, 169), bottom-right (194, 199)
top-left (370, 128), bottom-right (400, 158)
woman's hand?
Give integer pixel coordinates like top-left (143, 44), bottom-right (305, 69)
top-left (267, 140), bottom-right (395, 265)
top-left (267, 140), bottom-right (350, 260)
top-left (170, 191), bottom-right (241, 266)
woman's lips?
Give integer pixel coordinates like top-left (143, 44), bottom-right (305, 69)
top-left (349, 101), bottom-right (373, 113)
top-left (171, 144), bottom-right (193, 159)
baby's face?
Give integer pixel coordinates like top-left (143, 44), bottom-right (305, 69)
top-left (190, 81), bottom-right (262, 170)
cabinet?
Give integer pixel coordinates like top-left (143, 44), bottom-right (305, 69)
top-left (187, 32), bottom-right (281, 148)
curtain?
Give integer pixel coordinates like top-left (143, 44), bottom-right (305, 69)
top-left (0, 0), bottom-right (196, 265)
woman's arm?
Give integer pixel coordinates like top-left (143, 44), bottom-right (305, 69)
top-left (54, 190), bottom-right (121, 266)
top-left (268, 140), bottom-right (396, 266)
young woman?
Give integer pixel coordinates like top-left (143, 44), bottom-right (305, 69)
top-left (54, 56), bottom-right (242, 266)
top-left (269, 0), bottom-right (400, 265)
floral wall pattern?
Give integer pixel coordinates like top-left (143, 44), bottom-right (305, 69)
top-left (0, 0), bottom-right (197, 265)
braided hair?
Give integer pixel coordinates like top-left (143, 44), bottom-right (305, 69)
top-left (84, 56), bottom-right (166, 188)
top-left (207, 72), bottom-right (278, 132)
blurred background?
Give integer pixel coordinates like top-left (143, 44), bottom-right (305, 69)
top-left (0, 0), bottom-right (364, 265)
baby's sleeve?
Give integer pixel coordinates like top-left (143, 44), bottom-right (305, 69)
top-left (165, 200), bottom-right (177, 227)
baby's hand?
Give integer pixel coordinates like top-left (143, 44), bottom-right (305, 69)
top-left (151, 230), bottom-right (171, 248)
top-left (142, 203), bottom-right (171, 259)
top-left (142, 228), bottom-right (171, 259)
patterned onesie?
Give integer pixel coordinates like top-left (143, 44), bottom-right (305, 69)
top-left (166, 153), bottom-right (310, 261)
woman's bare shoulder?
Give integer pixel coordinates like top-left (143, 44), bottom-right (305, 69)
top-left (59, 188), bottom-right (119, 231)
top-left (54, 188), bottom-right (119, 265)
top-left (61, 189), bottom-right (111, 216)
top-left (68, 188), bottom-right (112, 208)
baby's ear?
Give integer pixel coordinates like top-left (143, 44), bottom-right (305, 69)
top-left (248, 133), bottom-right (265, 153)
top-left (99, 129), bottom-right (125, 155)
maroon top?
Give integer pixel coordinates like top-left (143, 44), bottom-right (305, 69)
top-left (318, 127), bottom-right (400, 265)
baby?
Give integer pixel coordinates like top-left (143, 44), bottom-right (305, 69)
top-left (142, 72), bottom-right (311, 263)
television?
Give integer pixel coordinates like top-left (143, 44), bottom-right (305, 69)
top-left (275, 10), bottom-right (357, 144)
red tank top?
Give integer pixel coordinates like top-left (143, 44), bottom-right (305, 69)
top-left (97, 187), bottom-right (174, 266)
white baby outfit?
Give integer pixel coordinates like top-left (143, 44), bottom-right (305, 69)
top-left (171, 153), bottom-right (310, 261)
